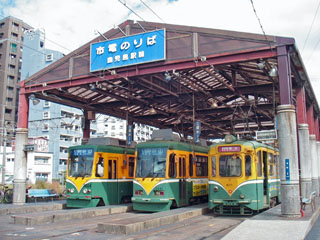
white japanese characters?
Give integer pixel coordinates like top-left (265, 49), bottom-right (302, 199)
top-left (91, 29), bottom-right (165, 72)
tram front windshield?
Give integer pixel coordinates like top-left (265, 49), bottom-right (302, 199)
top-left (136, 147), bottom-right (167, 178)
top-left (68, 148), bottom-right (94, 177)
top-left (219, 155), bottom-right (242, 177)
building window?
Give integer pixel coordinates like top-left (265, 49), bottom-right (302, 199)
top-left (35, 173), bottom-right (48, 182)
top-left (6, 97), bottom-right (13, 103)
top-left (12, 22), bottom-right (19, 32)
top-left (59, 159), bottom-right (67, 165)
top-left (10, 43), bottom-right (17, 53)
top-left (46, 53), bottom-right (53, 62)
top-left (60, 147), bottom-right (68, 153)
top-left (42, 123), bottom-right (49, 131)
top-left (5, 108), bottom-right (12, 114)
top-left (43, 112), bottom-right (50, 119)
top-left (34, 157), bottom-right (49, 164)
top-left (43, 101), bottom-right (50, 107)
top-left (7, 75), bottom-right (14, 82)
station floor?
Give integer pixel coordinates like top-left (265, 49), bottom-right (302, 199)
top-left (0, 199), bottom-right (319, 240)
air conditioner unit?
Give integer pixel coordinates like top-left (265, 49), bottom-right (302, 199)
top-left (46, 53), bottom-right (53, 62)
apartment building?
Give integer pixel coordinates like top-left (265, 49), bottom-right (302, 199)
top-left (95, 114), bottom-right (157, 143)
top-left (0, 16), bottom-right (32, 142)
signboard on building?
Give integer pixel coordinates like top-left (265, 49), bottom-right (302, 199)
top-left (256, 129), bottom-right (277, 141)
top-left (90, 29), bottom-right (166, 72)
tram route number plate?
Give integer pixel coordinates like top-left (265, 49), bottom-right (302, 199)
top-left (223, 201), bottom-right (238, 206)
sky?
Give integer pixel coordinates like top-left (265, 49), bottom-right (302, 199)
top-left (1, 0), bottom-right (320, 102)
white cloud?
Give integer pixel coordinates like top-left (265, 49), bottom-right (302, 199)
top-left (2, 0), bottom-right (320, 102)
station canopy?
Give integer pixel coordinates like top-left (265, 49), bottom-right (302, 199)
top-left (22, 20), bottom-right (320, 139)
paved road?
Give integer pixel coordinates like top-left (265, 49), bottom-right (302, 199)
top-left (0, 207), bottom-right (246, 240)
top-left (305, 214), bottom-right (320, 240)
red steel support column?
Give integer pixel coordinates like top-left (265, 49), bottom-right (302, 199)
top-left (307, 106), bottom-right (315, 135)
top-left (82, 110), bottom-right (91, 144)
top-left (17, 85), bottom-right (29, 129)
top-left (13, 83), bottom-right (29, 204)
top-left (315, 117), bottom-right (319, 141)
top-left (277, 45), bottom-right (293, 105)
top-left (296, 87), bottom-right (307, 124)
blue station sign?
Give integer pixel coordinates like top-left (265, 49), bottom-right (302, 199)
top-left (90, 29), bottom-right (166, 72)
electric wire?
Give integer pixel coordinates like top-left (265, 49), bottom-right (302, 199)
top-left (302, 0), bottom-right (320, 52)
top-left (139, 0), bottom-right (166, 23)
top-left (249, 0), bottom-right (274, 52)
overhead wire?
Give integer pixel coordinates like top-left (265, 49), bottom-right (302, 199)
top-left (249, 0), bottom-right (274, 52)
top-left (302, 0), bottom-right (320, 52)
top-left (139, 0), bottom-right (166, 23)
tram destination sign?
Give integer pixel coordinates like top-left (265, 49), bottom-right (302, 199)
top-left (218, 146), bottom-right (241, 152)
top-left (72, 148), bottom-right (94, 157)
top-left (90, 29), bottom-right (166, 72)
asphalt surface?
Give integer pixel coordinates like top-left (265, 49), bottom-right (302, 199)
top-left (0, 201), bottom-right (246, 240)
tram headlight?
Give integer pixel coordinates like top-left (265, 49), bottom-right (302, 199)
top-left (214, 186), bottom-right (219, 192)
top-left (240, 194), bottom-right (245, 199)
top-left (83, 188), bottom-right (88, 194)
top-left (70, 188), bottom-right (75, 194)
top-left (154, 190), bottom-right (164, 196)
top-left (135, 190), bottom-right (143, 195)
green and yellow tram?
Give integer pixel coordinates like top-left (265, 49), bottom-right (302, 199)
top-left (66, 138), bottom-right (135, 208)
top-left (208, 135), bottom-right (280, 215)
top-left (132, 130), bottom-right (209, 212)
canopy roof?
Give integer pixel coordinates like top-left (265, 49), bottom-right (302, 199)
top-left (21, 20), bottom-right (320, 139)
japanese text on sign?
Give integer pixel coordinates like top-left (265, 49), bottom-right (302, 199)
top-left (218, 146), bottom-right (241, 152)
top-left (90, 29), bottom-right (166, 72)
top-left (72, 148), bottom-right (94, 157)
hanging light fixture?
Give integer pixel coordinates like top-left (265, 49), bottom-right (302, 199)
top-left (257, 60), bottom-right (265, 70)
top-left (164, 72), bottom-right (172, 81)
top-left (269, 65), bottom-right (278, 77)
top-left (29, 94), bottom-right (40, 105)
top-left (90, 83), bottom-right (96, 90)
top-left (149, 106), bottom-right (157, 114)
top-left (211, 100), bottom-right (218, 108)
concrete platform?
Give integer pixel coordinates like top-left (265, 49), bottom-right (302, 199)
top-left (0, 201), bottom-right (66, 215)
top-left (222, 197), bottom-right (320, 240)
top-left (11, 204), bottom-right (133, 226)
top-left (97, 203), bottom-right (209, 234)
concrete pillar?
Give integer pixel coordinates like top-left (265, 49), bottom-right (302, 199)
top-left (13, 128), bottom-right (28, 205)
top-left (317, 142), bottom-right (320, 192)
top-left (310, 135), bottom-right (319, 196)
top-left (298, 124), bottom-right (312, 199)
top-left (277, 105), bottom-right (300, 217)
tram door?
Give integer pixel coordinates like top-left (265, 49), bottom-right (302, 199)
top-left (179, 156), bottom-right (187, 206)
top-left (108, 158), bottom-right (119, 203)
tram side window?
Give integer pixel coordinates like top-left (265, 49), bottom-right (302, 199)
top-left (108, 160), bottom-right (112, 179)
top-left (211, 156), bottom-right (216, 177)
top-left (196, 156), bottom-right (208, 177)
top-left (169, 153), bottom-right (176, 178)
top-left (245, 155), bottom-right (251, 176)
top-left (268, 153), bottom-right (274, 176)
top-left (189, 154), bottom-right (193, 177)
top-left (128, 157), bottom-right (135, 177)
top-left (274, 155), bottom-right (279, 177)
top-left (95, 156), bottom-right (104, 177)
top-left (179, 157), bottom-right (182, 177)
top-left (257, 151), bottom-right (262, 177)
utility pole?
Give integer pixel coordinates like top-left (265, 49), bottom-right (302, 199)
top-left (1, 129), bottom-right (6, 184)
